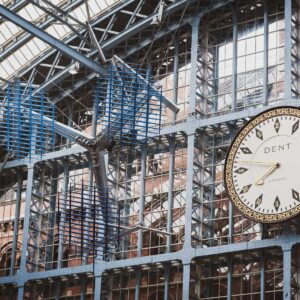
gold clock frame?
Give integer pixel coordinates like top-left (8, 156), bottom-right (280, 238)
top-left (224, 106), bottom-right (300, 223)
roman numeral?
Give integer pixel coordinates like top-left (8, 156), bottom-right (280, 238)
top-left (292, 120), bottom-right (299, 134)
top-left (240, 184), bottom-right (252, 194)
top-left (240, 147), bottom-right (252, 154)
top-left (274, 196), bottom-right (280, 212)
top-left (255, 194), bottom-right (263, 208)
top-left (234, 167), bottom-right (248, 174)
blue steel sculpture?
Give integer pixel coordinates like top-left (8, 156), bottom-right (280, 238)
top-left (95, 56), bottom-right (163, 146)
top-left (0, 58), bottom-right (166, 265)
top-left (0, 82), bottom-right (55, 161)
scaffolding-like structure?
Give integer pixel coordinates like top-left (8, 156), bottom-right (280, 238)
top-left (0, 0), bottom-right (300, 299)
top-left (0, 82), bottom-right (55, 161)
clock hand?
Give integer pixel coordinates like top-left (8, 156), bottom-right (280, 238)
top-left (237, 160), bottom-right (276, 166)
top-left (255, 162), bottom-right (280, 185)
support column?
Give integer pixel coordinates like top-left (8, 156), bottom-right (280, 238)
top-left (231, 7), bottom-right (237, 112)
top-left (228, 124), bottom-right (237, 244)
top-left (164, 263), bottom-right (170, 300)
top-left (164, 135), bottom-right (175, 300)
top-left (208, 135), bottom-right (216, 246)
top-left (263, 0), bottom-right (269, 105)
top-left (17, 285), bottom-right (24, 300)
top-left (83, 160), bottom-right (94, 264)
top-left (30, 166), bottom-right (45, 271)
top-left (80, 275), bottom-right (87, 300)
top-left (172, 36), bottom-right (179, 121)
top-left (10, 171), bottom-right (22, 275)
top-left (94, 275), bottom-right (102, 300)
top-left (57, 160), bottom-right (69, 268)
top-left (55, 279), bottom-right (61, 300)
top-left (184, 130), bottom-right (195, 249)
top-left (134, 268), bottom-right (141, 300)
top-left (45, 166), bottom-right (58, 270)
top-left (17, 164), bottom-right (34, 300)
top-left (66, 102), bottom-right (73, 148)
top-left (137, 146), bottom-right (146, 257)
top-left (226, 256), bottom-right (233, 299)
top-left (196, 130), bottom-right (205, 248)
top-left (182, 262), bottom-right (191, 300)
top-left (260, 251), bottom-right (265, 300)
top-left (284, 0), bottom-right (292, 99)
top-left (166, 135), bottom-right (175, 253)
top-left (283, 245), bottom-right (292, 299)
top-left (83, 105), bottom-right (97, 264)
top-left (189, 16), bottom-right (201, 115)
top-left (135, 147), bottom-right (146, 300)
top-left (228, 202), bottom-right (234, 244)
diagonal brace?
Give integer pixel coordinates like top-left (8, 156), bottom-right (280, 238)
top-left (27, 0), bottom-right (92, 47)
top-left (113, 55), bottom-right (179, 113)
top-left (0, 4), bottom-right (107, 75)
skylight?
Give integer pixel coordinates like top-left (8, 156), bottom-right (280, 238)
top-left (0, 0), bottom-right (122, 81)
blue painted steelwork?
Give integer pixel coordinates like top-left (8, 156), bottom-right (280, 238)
top-left (0, 4), bottom-right (107, 75)
top-left (0, 82), bottom-right (55, 160)
top-left (57, 183), bottom-right (121, 262)
top-left (95, 60), bottom-right (163, 146)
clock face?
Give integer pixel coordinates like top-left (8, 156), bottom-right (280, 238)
top-left (224, 106), bottom-right (300, 223)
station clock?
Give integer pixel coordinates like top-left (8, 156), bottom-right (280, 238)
top-left (224, 106), bottom-right (300, 223)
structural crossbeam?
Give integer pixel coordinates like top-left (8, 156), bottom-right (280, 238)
top-left (160, 99), bottom-right (300, 136)
top-left (3, 103), bottom-right (300, 169)
top-left (0, 0), bottom-right (83, 60)
top-left (0, 4), bottom-right (107, 75)
top-left (1, 234), bottom-right (299, 285)
top-left (50, 0), bottom-right (233, 106)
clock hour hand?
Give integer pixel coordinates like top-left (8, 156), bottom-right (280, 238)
top-left (255, 162), bottom-right (280, 185)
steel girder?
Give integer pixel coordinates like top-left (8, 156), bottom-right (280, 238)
top-left (0, 0), bottom-right (140, 80)
top-left (27, 0), bottom-right (92, 47)
top-left (0, 232), bottom-right (299, 285)
top-left (0, 0), bottom-right (27, 24)
top-left (0, 0), bottom-right (84, 60)
top-left (2, 100), bottom-right (300, 170)
top-left (0, 2), bottom-right (295, 299)
top-left (2, 0), bottom-right (200, 86)
top-left (47, 0), bottom-right (233, 105)
top-left (50, 18), bottom-right (189, 104)
top-left (0, 0), bottom-right (232, 92)
top-left (0, 4), bottom-right (107, 75)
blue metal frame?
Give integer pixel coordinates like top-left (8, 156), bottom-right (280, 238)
top-left (0, 1), bottom-right (296, 300)
top-left (96, 60), bottom-right (163, 146)
top-left (0, 82), bottom-right (55, 161)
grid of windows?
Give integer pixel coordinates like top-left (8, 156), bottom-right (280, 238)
top-left (0, 0), bottom-right (299, 299)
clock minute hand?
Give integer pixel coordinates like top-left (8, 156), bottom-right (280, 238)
top-left (237, 160), bottom-right (276, 166)
top-left (255, 162), bottom-right (280, 185)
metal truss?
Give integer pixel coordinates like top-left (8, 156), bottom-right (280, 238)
top-left (0, 0), bottom-right (85, 60)
top-left (0, 4), bottom-right (107, 75)
top-left (49, 0), bottom-right (234, 106)
top-left (0, 0), bottom-right (298, 300)
top-left (2, 99), bottom-right (299, 171)
top-left (0, 0), bottom-right (227, 101)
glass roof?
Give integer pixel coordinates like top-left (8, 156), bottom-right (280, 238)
top-left (0, 0), bottom-right (122, 81)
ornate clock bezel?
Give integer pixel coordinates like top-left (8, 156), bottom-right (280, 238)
top-left (224, 106), bottom-right (300, 223)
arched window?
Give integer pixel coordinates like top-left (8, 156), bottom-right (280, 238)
top-left (0, 242), bottom-right (21, 276)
